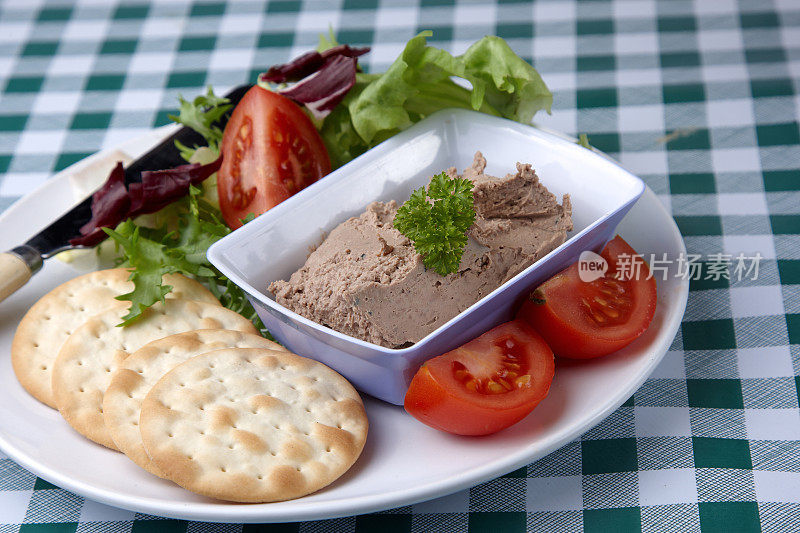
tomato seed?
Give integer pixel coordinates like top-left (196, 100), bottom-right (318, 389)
top-left (487, 381), bottom-right (504, 393)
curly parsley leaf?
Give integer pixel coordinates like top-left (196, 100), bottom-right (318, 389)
top-left (168, 86), bottom-right (231, 160)
top-left (577, 133), bottom-right (591, 149)
top-left (393, 172), bottom-right (476, 277)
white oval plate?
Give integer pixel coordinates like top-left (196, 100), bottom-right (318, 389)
top-left (0, 127), bottom-right (688, 523)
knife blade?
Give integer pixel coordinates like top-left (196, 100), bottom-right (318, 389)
top-left (0, 83), bottom-right (252, 303)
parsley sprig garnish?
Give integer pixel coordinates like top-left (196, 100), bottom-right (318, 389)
top-left (393, 172), bottom-right (476, 276)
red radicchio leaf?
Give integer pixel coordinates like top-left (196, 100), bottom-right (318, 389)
top-left (69, 156), bottom-right (221, 247)
top-left (70, 162), bottom-right (131, 247)
top-left (277, 55), bottom-right (358, 120)
top-left (128, 157), bottom-right (222, 218)
top-left (261, 44), bottom-right (369, 83)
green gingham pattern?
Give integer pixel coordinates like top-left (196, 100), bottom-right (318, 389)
top-left (1, 0), bottom-right (798, 530)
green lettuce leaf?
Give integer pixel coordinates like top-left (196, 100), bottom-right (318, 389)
top-left (318, 32), bottom-right (552, 169)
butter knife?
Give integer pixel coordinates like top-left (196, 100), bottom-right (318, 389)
top-left (0, 84), bottom-right (251, 303)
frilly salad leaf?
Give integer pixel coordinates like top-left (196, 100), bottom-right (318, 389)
top-left (104, 186), bottom-right (266, 331)
top-left (169, 87), bottom-right (231, 160)
top-left (317, 32), bottom-right (552, 168)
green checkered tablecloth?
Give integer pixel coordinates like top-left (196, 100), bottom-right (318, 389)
top-left (1, 0), bottom-right (799, 530)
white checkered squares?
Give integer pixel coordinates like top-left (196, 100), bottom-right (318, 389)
top-left (209, 48), bottom-right (255, 72)
top-left (412, 489), bottom-right (469, 514)
top-left (47, 55), bottom-right (94, 76)
top-left (375, 7), bottom-right (418, 30)
top-left (101, 127), bottom-right (154, 151)
top-left (62, 19), bottom-right (109, 42)
top-left (723, 234), bottom-right (776, 259)
top-left (297, 9), bottom-right (341, 33)
top-left (113, 89), bottom-right (165, 111)
top-left (616, 68), bottom-right (663, 89)
top-left (706, 99), bottom-right (755, 128)
top-left (0, 56), bottom-right (16, 80)
top-left (638, 468), bottom-right (698, 506)
top-left (619, 151), bottom-right (669, 177)
top-left (0, 22), bottom-right (32, 44)
top-left (619, 104), bottom-right (665, 132)
top-left (693, 0), bottom-right (738, 15)
top-left (15, 130), bottom-right (66, 155)
top-left (0, 490), bottom-right (33, 524)
top-left (526, 476), bottom-right (582, 512)
top-left (702, 64), bottom-right (749, 84)
top-left (737, 346), bottom-right (794, 379)
top-left (613, 1), bottom-right (656, 19)
top-left (650, 351), bottom-right (687, 380)
top-left (712, 147), bottom-right (761, 173)
top-left (78, 498), bottom-right (136, 522)
top-left (533, 1), bottom-right (575, 22)
top-left (780, 26), bottom-right (800, 51)
top-left (31, 91), bottom-right (82, 116)
top-left (128, 52), bottom-right (174, 74)
top-left (697, 29), bottom-right (743, 53)
top-left (729, 286), bottom-right (785, 319)
top-left (141, 17), bottom-right (184, 40)
top-left (636, 407), bottom-right (693, 438)
top-left (754, 471), bottom-right (800, 504)
top-left (218, 13), bottom-right (264, 36)
top-left (533, 36), bottom-right (577, 59)
top-left (614, 32), bottom-right (659, 56)
top-left (717, 193), bottom-right (769, 216)
top-left (745, 408), bottom-right (800, 441)
top-left (538, 108), bottom-right (577, 137)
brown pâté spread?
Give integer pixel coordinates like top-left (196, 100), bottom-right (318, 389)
top-left (268, 152), bottom-right (573, 348)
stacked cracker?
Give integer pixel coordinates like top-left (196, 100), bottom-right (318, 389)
top-left (11, 269), bottom-right (368, 503)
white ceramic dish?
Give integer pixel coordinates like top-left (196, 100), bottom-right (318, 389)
top-left (209, 109), bottom-right (645, 405)
top-left (0, 124), bottom-right (687, 523)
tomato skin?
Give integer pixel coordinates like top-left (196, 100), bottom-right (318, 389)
top-left (217, 86), bottom-right (330, 229)
top-left (404, 320), bottom-right (555, 436)
top-left (517, 236), bottom-right (657, 359)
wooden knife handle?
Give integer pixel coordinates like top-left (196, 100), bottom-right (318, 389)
top-left (0, 246), bottom-right (42, 303)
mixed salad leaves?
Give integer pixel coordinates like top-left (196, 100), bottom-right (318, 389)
top-left (282, 31), bottom-right (553, 168)
top-left (85, 31), bottom-right (553, 327)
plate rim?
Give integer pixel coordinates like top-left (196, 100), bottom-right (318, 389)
top-left (0, 126), bottom-right (688, 523)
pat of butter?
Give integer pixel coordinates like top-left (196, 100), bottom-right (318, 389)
top-left (67, 149), bottom-right (134, 202)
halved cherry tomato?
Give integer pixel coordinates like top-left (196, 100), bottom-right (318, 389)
top-left (404, 320), bottom-right (555, 436)
top-left (517, 236), bottom-right (657, 359)
top-left (217, 86), bottom-right (330, 229)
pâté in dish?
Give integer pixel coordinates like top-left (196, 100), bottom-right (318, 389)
top-left (269, 152), bottom-right (573, 347)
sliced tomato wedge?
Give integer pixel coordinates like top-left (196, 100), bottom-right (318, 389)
top-left (404, 320), bottom-right (555, 436)
top-left (517, 235), bottom-right (657, 359)
top-left (217, 86), bottom-right (330, 229)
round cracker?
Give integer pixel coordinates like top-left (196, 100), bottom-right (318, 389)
top-left (104, 329), bottom-right (286, 476)
top-left (140, 348), bottom-right (368, 503)
top-left (12, 268), bottom-right (219, 408)
top-left (52, 299), bottom-right (258, 450)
